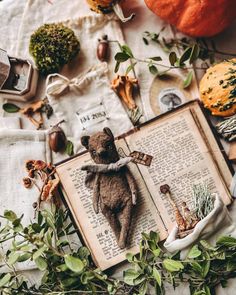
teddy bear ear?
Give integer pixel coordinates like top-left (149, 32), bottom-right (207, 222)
top-left (103, 127), bottom-right (114, 141)
top-left (81, 136), bottom-right (90, 149)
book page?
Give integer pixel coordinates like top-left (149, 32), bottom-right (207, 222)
top-left (56, 138), bottom-right (167, 270)
top-left (126, 106), bottom-right (231, 231)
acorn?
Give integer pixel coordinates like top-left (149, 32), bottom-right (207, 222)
top-left (49, 121), bottom-right (67, 152)
top-left (97, 35), bottom-right (109, 62)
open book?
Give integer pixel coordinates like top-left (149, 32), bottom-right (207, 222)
top-left (55, 100), bottom-right (233, 270)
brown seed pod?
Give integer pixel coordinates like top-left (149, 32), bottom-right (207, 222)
top-left (49, 121), bottom-right (67, 153)
top-left (97, 35), bottom-right (109, 62)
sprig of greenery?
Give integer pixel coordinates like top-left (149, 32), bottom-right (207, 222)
top-left (0, 206), bottom-right (119, 294)
top-left (113, 41), bottom-right (203, 89)
top-left (124, 233), bottom-right (236, 295)
top-left (113, 28), bottom-right (236, 89)
top-left (143, 29), bottom-right (236, 61)
top-left (1, 207), bottom-right (236, 295)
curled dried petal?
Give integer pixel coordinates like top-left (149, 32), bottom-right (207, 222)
top-left (41, 178), bottom-right (60, 201)
top-left (28, 169), bottom-right (35, 178)
top-left (34, 160), bottom-right (47, 171)
top-left (23, 177), bottom-right (32, 189)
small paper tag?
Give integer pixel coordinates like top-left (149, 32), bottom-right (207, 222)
top-left (76, 103), bottom-right (108, 130)
top-left (130, 151), bottom-right (153, 166)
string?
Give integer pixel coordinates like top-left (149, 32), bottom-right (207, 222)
top-left (117, 147), bottom-right (128, 158)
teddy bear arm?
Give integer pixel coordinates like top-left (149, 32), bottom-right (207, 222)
top-left (93, 174), bottom-right (100, 214)
top-left (125, 169), bottom-right (138, 205)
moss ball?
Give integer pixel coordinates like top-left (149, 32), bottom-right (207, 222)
top-left (29, 23), bottom-right (80, 75)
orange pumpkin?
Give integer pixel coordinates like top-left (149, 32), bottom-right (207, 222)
top-left (144, 0), bottom-right (236, 37)
top-left (86, 0), bottom-right (135, 22)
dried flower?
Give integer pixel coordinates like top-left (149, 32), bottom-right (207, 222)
top-left (160, 184), bottom-right (170, 194)
top-left (34, 160), bottom-right (47, 171)
top-left (23, 177), bottom-right (32, 189)
top-left (25, 160), bottom-right (35, 172)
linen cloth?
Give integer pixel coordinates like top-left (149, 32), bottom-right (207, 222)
top-left (0, 128), bottom-right (51, 271)
top-left (1, 0), bottom-right (236, 294)
top-left (46, 63), bottom-right (133, 153)
top-left (0, 129), bottom-right (51, 219)
top-left (0, 117), bottom-right (21, 129)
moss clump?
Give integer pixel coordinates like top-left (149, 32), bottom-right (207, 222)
top-left (29, 23), bottom-right (80, 75)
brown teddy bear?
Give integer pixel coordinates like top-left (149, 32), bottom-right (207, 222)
top-left (81, 127), bottom-right (137, 249)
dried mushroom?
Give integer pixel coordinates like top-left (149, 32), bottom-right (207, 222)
top-left (3, 99), bottom-right (53, 129)
top-left (111, 75), bottom-right (138, 110)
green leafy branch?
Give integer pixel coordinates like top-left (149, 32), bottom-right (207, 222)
top-left (113, 42), bottom-right (204, 89)
top-left (143, 29), bottom-right (236, 61)
top-left (113, 28), bottom-right (236, 90)
top-left (1, 207), bottom-right (236, 295)
top-left (123, 233), bottom-right (236, 295)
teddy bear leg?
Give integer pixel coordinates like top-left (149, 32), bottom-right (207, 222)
top-left (118, 200), bottom-right (133, 249)
top-left (101, 205), bottom-right (121, 243)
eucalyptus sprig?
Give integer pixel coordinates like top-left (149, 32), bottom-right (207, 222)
top-left (1, 207), bottom-right (236, 295)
